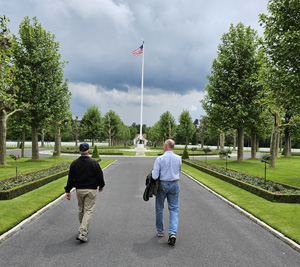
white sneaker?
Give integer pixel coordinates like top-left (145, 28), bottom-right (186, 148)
top-left (76, 234), bottom-right (88, 243)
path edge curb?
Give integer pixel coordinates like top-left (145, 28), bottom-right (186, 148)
top-left (182, 171), bottom-right (300, 254)
top-left (0, 162), bottom-right (114, 245)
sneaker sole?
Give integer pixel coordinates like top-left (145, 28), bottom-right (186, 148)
top-left (76, 235), bottom-right (88, 243)
top-left (168, 236), bottom-right (176, 245)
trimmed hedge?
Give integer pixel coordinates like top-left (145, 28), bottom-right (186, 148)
top-left (61, 149), bottom-right (123, 155)
top-left (183, 160), bottom-right (300, 203)
top-left (0, 159), bottom-right (102, 200)
top-left (0, 170), bottom-right (69, 200)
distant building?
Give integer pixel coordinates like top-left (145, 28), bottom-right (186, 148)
top-left (134, 134), bottom-right (147, 145)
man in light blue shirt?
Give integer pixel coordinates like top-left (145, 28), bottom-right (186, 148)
top-left (152, 139), bottom-right (182, 245)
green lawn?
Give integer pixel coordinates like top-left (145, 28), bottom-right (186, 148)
top-left (182, 160), bottom-right (300, 245)
top-left (202, 156), bottom-right (300, 188)
top-left (0, 156), bottom-right (75, 180)
top-left (0, 158), bottom-right (114, 235)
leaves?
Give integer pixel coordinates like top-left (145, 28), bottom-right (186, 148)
top-left (13, 16), bottom-right (70, 125)
top-left (203, 23), bottom-right (261, 131)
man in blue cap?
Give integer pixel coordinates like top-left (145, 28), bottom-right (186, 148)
top-left (65, 143), bottom-right (105, 243)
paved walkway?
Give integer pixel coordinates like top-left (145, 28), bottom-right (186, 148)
top-left (1, 157), bottom-right (300, 266)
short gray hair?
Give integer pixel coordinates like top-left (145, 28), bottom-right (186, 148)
top-left (165, 139), bottom-right (175, 149)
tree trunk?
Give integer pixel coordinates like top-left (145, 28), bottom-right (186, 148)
top-left (92, 139), bottom-right (95, 147)
top-left (17, 137), bottom-right (21, 149)
top-left (31, 122), bottom-right (40, 160)
top-left (219, 131), bottom-right (225, 159)
top-left (41, 128), bottom-right (45, 147)
top-left (284, 127), bottom-right (291, 157)
top-left (0, 110), bottom-right (7, 165)
top-left (21, 126), bottom-right (25, 157)
top-left (269, 112), bottom-right (279, 168)
top-left (275, 132), bottom-right (280, 158)
top-left (237, 127), bottom-right (244, 162)
top-left (54, 125), bottom-right (61, 157)
top-left (233, 129), bottom-right (237, 151)
top-left (75, 116), bottom-right (78, 147)
top-left (168, 119), bottom-right (172, 139)
top-left (200, 120), bottom-right (204, 148)
top-left (251, 129), bottom-right (256, 159)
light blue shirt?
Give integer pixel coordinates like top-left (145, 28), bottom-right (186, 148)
top-left (152, 151), bottom-right (182, 181)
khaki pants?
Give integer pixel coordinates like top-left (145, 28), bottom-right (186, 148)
top-left (76, 189), bottom-right (97, 235)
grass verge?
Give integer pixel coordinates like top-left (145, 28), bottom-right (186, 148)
top-left (182, 163), bottom-right (300, 245)
top-left (0, 159), bottom-right (114, 235)
top-left (0, 156), bottom-right (74, 180)
top-left (204, 156), bottom-right (300, 188)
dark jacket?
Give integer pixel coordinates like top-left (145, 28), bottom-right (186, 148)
top-left (143, 171), bottom-right (160, 201)
top-left (64, 156), bottom-right (105, 193)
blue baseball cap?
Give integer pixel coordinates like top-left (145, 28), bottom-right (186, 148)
top-left (79, 143), bottom-right (89, 152)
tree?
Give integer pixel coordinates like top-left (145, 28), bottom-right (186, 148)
top-left (80, 105), bottom-right (102, 146)
top-left (14, 16), bottom-right (69, 160)
top-left (145, 122), bottom-right (162, 146)
top-left (0, 15), bottom-right (25, 165)
top-left (259, 0), bottom-right (300, 159)
top-left (116, 123), bottom-right (131, 146)
top-left (202, 22), bottom-right (261, 162)
top-left (178, 110), bottom-right (196, 147)
top-left (74, 116), bottom-right (79, 146)
top-left (7, 111), bottom-right (30, 157)
top-left (103, 110), bottom-right (121, 146)
top-left (158, 111), bottom-right (176, 141)
top-left (51, 81), bottom-right (71, 157)
top-left (129, 125), bottom-right (137, 140)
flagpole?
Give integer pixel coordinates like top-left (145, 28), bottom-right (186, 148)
top-left (139, 40), bottom-right (144, 143)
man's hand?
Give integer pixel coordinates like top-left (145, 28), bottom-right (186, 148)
top-left (66, 192), bottom-right (71, 200)
top-left (99, 187), bottom-right (104, 192)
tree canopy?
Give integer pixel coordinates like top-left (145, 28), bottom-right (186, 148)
top-left (202, 22), bottom-right (261, 161)
top-left (13, 16), bottom-right (70, 160)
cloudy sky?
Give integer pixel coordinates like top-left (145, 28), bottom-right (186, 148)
top-left (1, 0), bottom-right (268, 126)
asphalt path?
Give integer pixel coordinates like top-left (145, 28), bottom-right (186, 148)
top-left (1, 156), bottom-right (300, 266)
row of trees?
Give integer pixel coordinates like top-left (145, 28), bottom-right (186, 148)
top-left (0, 15), bottom-right (71, 165)
top-left (78, 106), bottom-right (137, 147)
top-left (202, 0), bottom-right (300, 167)
top-left (145, 110), bottom-right (197, 147)
top-left (69, 107), bottom-right (197, 149)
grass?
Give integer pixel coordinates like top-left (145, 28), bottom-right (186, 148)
top-left (182, 162), bottom-right (300, 244)
top-left (203, 156), bottom-right (300, 188)
top-left (0, 158), bottom-right (114, 235)
top-left (0, 156), bottom-right (75, 180)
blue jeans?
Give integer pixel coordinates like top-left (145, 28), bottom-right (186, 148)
top-left (155, 181), bottom-right (180, 236)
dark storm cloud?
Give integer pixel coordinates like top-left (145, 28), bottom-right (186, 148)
top-left (0, 0), bottom-right (268, 125)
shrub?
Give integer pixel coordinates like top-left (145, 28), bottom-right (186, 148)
top-left (183, 160), bottom-right (300, 203)
top-left (0, 163), bottom-right (71, 191)
top-left (182, 146), bottom-right (189, 159)
top-left (186, 160), bottom-right (300, 194)
top-left (92, 145), bottom-right (100, 159)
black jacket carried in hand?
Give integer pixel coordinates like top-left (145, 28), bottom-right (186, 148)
top-left (143, 171), bottom-right (160, 201)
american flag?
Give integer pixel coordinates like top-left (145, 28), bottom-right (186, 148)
top-left (132, 44), bottom-right (143, 56)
